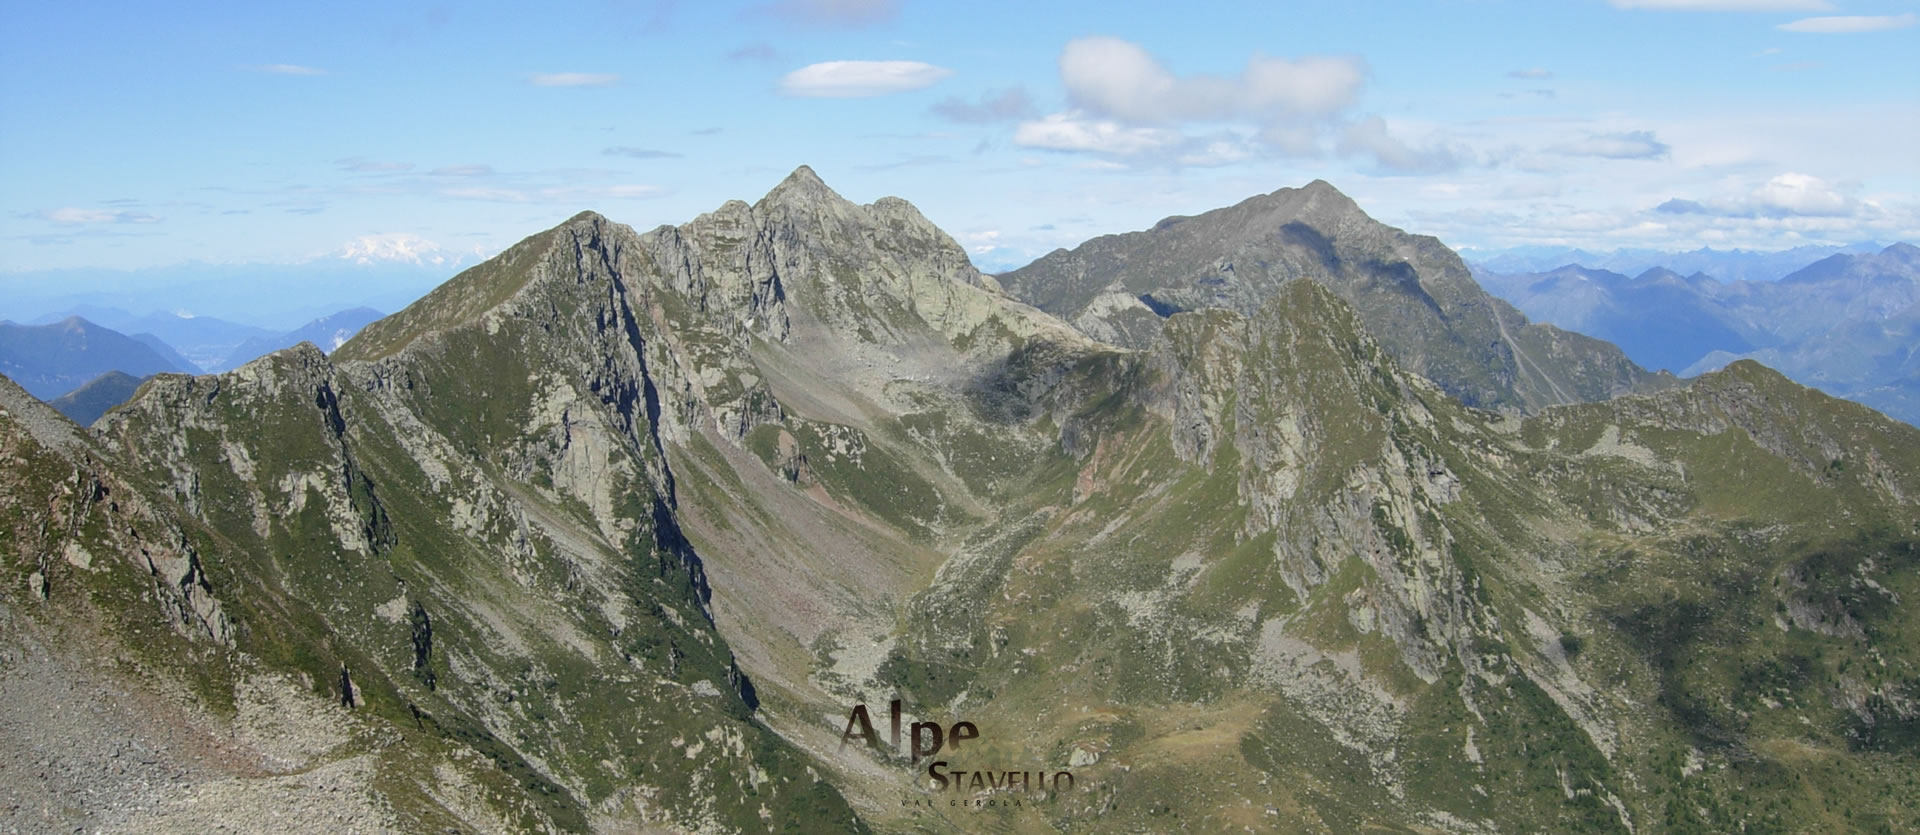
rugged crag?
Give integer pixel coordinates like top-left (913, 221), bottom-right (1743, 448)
top-left (998, 180), bottom-right (1662, 412)
top-left (4, 169), bottom-right (1917, 834)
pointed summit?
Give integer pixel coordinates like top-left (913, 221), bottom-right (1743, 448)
top-left (1298, 178), bottom-right (1344, 197)
top-left (999, 178), bottom-right (1654, 409)
top-left (756, 164), bottom-right (846, 210)
top-left (1279, 178), bottom-right (1361, 216)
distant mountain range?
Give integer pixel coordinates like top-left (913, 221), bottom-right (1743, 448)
top-left (46, 369), bottom-right (148, 426)
top-left (1465, 241), bottom-right (1883, 283)
top-left (2, 307), bottom-right (385, 427)
top-left (0, 316), bottom-right (190, 400)
top-left (37, 306), bottom-right (385, 374)
top-left (217, 306), bottom-right (383, 369)
top-left (1478, 243), bottom-right (1920, 424)
top-left (29, 306), bottom-right (274, 373)
top-left (0, 260), bottom-right (446, 335)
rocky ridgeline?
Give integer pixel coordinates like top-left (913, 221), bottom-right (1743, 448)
top-left (3, 168), bottom-right (1918, 833)
top-left (1000, 179), bottom-right (1660, 412)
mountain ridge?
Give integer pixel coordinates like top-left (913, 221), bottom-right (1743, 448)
top-left (998, 179), bottom-right (1660, 412)
top-left (6, 168), bottom-right (1918, 833)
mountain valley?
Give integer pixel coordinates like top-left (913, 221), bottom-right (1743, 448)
top-left (3, 169), bottom-right (1917, 834)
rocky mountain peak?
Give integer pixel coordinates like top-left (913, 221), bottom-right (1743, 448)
top-left (755, 164), bottom-right (846, 212)
top-left (1289, 177), bottom-right (1362, 214)
top-left (1000, 178), bottom-right (1654, 410)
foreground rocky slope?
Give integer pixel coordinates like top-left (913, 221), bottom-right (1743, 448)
top-left (4, 169), bottom-right (1917, 833)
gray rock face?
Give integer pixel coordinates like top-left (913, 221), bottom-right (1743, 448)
top-left (999, 179), bottom-right (1656, 411)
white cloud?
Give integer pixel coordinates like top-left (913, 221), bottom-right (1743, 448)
top-left (1011, 38), bottom-right (1365, 168)
top-left (1338, 117), bottom-right (1467, 174)
top-left (1610, 0), bottom-right (1830, 10)
top-left (1058, 37), bottom-right (1364, 124)
top-left (1777, 14), bottom-right (1916, 33)
top-left (531, 73), bottom-right (620, 87)
top-left (1012, 112), bottom-right (1181, 156)
top-left (1256, 122), bottom-right (1323, 156)
top-left (1652, 172), bottom-right (1858, 218)
top-left (778, 61), bottom-right (952, 97)
top-left (1751, 172), bottom-right (1854, 216)
top-left (1507, 68), bottom-right (1554, 79)
top-left (249, 64), bottom-right (325, 75)
top-left (1555, 130), bottom-right (1671, 160)
top-left (338, 233), bottom-right (444, 265)
top-left (41, 208), bottom-right (159, 224)
top-left (960, 229), bottom-right (1002, 255)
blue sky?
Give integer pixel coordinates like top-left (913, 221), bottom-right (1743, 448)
top-left (2, 0), bottom-right (1915, 275)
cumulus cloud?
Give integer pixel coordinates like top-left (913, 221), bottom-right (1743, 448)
top-left (1337, 117), bottom-right (1467, 175)
top-left (1013, 37), bottom-right (1367, 167)
top-left (757, 0), bottom-right (898, 27)
top-left (39, 208), bottom-right (160, 224)
top-left (930, 87), bottom-right (1038, 123)
top-left (1751, 172), bottom-right (1854, 215)
top-left (1555, 130), bottom-right (1671, 160)
top-left (1012, 112), bottom-right (1181, 156)
top-left (1059, 37), bottom-right (1364, 124)
top-left (603, 147), bottom-right (682, 159)
top-left (779, 61), bottom-right (952, 97)
top-left (1777, 14), bottom-right (1916, 33)
top-left (1610, 0), bottom-right (1830, 10)
top-left (1655, 173), bottom-right (1858, 219)
top-left (531, 73), bottom-right (620, 87)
